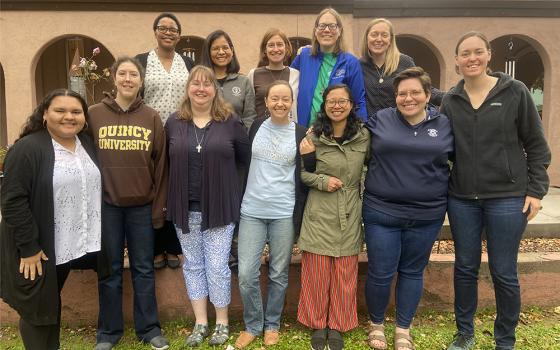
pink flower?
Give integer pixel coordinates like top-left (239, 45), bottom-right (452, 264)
top-left (79, 57), bottom-right (87, 68)
top-left (92, 47), bottom-right (101, 56)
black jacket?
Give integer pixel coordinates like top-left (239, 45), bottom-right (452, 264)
top-left (247, 117), bottom-right (308, 237)
top-left (440, 72), bottom-right (550, 200)
top-left (0, 130), bottom-right (110, 325)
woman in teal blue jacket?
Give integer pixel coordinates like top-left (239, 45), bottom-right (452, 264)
top-left (291, 7), bottom-right (367, 127)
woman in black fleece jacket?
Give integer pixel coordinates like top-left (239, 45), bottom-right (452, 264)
top-left (441, 32), bottom-right (551, 350)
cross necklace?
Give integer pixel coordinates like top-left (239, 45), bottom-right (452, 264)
top-left (193, 122), bottom-right (209, 153)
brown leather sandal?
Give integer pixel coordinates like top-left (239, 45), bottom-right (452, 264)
top-left (394, 332), bottom-right (415, 350)
top-left (367, 323), bottom-right (387, 349)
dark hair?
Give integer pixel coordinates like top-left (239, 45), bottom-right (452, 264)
top-left (201, 30), bottom-right (240, 74)
top-left (312, 84), bottom-right (360, 141)
top-left (265, 80), bottom-right (293, 100)
top-left (110, 56), bottom-right (145, 82)
top-left (393, 66), bottom-right (432, 95)
top-left (152, 13), bottom-right (181, 34)
top-left (18, 89), bottom-right (88, 141)
top-left (257, 28), bottom-right (293, 67)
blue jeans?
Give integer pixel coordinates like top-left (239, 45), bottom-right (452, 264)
top-left (237, 214), bottom-right (294, 335)
top-left (363, 205), bottom-right (444, 328)
top-left (448, 196), bottom-right (527, 350)
top-left (97, 203), bottom-right (161, 344)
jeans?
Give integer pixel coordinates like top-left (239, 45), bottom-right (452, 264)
top-left (363, 205), bottom-right (444, 328)
top-left (237, 214), bottom-right (294, 335)
top-left (97, 203), bottom-right (161, 344)
top-left (448, 196), bottom-right (527, 349)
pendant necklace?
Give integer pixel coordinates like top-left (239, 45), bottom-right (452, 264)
top-left (193, 122), bottom-right (208, 153)
top-left (375, 64), bottom-right (384, 83)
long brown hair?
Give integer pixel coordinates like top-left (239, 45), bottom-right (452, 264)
top-left (361, 18), bottom-right (401, 76)
top-left (178, 65), bottom-right (233, 121)
top-left (311, 7), bottom-right (346, 56)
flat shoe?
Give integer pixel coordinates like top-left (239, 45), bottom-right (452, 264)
top-left (166, 257), bottom-right (181, 269)
top-left (394, 331), bottom-right (415, 350)
top-left (327, 329), bottom-right (344, 350)
top-left (367, 323), bottom-right (387, 349)
top-left (264, 330), bottom-right (279, 346)
top-left (235, 331), bottom-right (257, 349)
top-left (311, 328), bottom-right (327, 350)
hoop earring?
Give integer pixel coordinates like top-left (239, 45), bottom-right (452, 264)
top-left (43, 119), bottom-right (47, 128)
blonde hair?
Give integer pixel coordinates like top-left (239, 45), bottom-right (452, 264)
top-left (257, 28), bottom-right (293, 67)
top-left (361, 18), bottom-right (401, 76)
top-left (178, 65), bottom-right (233, 122)
top-left (311, 7), bottom-right (346, 56)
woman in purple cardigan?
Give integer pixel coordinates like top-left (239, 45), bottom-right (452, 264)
top-left (165, 65), bottom-right (250, 347)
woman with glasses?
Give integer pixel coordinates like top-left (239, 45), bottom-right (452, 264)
top-left (201, 30), bottom-right (257, 130)
top-left (298, 84), bottom-right (369, 350)
top-left (362, 67), bottom-right (453, 350)
top-left (359, 18), bottom-right (443, 116)
top-left (291, 7), bottom-right (366, 127)
top-left (135, 13), bottom-right (193, 270)
top-left (247, 28), bottom-right (299, 121)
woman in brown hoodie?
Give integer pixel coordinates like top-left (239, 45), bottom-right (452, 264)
top-left (87, 57), bottom-right (169, 350)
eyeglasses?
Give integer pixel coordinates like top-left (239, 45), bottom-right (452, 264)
top-left (156, 26), bottom-right (179, 35)
top-left (266, 42), bottom-right (285, 49)
top-left (396, 90), bottom-right (425, 99)
top-left (210, 45), bottom-right (232, 53)
top-left (316, 23), bottom-right (339, 31)
top-left (325, 98), bottom-right (350, 108)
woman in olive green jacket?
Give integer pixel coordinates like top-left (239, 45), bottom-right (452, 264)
top-left (297, 84), bottom-right (370, 350)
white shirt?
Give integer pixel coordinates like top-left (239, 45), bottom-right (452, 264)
top-left (52, 137), bottom-right (102, 265)
top-left (143, 50), bottom-right (189, 124)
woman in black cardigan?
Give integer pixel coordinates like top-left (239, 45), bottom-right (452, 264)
top-left (0, 89), bottom-right (109, 350)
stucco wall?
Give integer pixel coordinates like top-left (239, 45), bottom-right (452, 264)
top-left (0, 12), bottom-right (558, 183)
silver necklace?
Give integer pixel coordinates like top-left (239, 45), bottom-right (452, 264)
top-left (375, 65), bottom-right (384, 83)
top-left (193, 123), bottom-right (208, 153)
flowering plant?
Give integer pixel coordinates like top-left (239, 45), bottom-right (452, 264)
top-left (70, 47), bottom-right (111, 102)
top-left (71, 47), bottom-right (110, 83)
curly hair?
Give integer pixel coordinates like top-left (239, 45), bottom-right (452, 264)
top-left (18, 89), bottom-right (88, 142)
top-left (312, 84), bottom-right (361, 141)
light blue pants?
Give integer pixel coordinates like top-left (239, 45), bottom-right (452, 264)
top-left (176, 211), bottom-right (234, 308)
top-left (237, 214), bottom-right (294, 335)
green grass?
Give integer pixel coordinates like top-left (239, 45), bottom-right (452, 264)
top-left (1, 306), bottom-right (559, 349)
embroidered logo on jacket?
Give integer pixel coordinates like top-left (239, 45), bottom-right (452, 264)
top-left (334, 68), bottom-right (346, 78)
top-left (490, 102), bottom-right (502, 106)
top-left (427, 129), bottom-right (438, 137)
top-left (232, 86), bottom-right (242, 96)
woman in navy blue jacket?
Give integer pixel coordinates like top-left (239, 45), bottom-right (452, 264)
top-left (363, 67), bottom-right (453, 350)
top-left (291, 7), bottom-right (366, 127)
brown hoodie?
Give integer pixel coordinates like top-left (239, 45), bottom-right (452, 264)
top-left (88, 95), bottom-right (168, 229)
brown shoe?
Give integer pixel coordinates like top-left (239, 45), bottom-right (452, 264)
top-left (235, 331), bottom-right (257, 349)
top-left (264, 330), bottom-right (280, 346)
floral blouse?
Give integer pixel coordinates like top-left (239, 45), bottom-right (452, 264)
top-left (143, 50), bottom-right (189, 124)
top-left (52, 137), bottom-right (102, 265)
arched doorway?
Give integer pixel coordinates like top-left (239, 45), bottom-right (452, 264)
top-left (396, 36), bottom-right (442, 89)
top-left (0, 63), bottom-right (6, 147)
top-left (34, 35), bottom-right (115, 105)
top-left (489, 35), bottom-right (545, 116)
top-left (177, 35), bottom-right (205, 65)
top-left (288, 37), bottom-right (312, 65)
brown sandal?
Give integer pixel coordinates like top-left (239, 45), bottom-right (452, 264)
top-left (394, 331), bottom-right (415, 350)
top-left (367, 323), bottom-right (387, 349)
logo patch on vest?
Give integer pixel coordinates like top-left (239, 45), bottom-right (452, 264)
top-left (232, 86), bottom-right (241, 96)
top-left (427, 129), bottom-right (438, 137)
